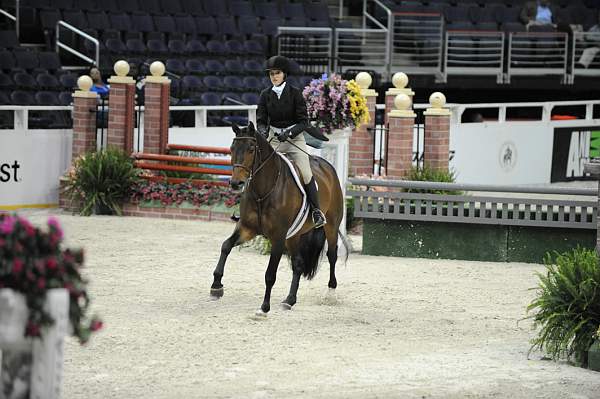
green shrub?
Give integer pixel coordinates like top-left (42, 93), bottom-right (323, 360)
top-left (527, 247), bottom-right (600, 366)
top-left (67, 148), bottom-right (139, 216)
top-left (405, 166), bottom-right (460, 195)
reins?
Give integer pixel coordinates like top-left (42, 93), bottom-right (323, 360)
top-left (232, 136), bottom-right (282, 233)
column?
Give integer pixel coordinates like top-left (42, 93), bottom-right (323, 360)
top-left (387, 94), bottom-right (416, 178)
top-left (71, 75), bottom-right (98, 160)
top-left (423, 92), bottom-right (451, 171)
top-left (107, 60), bottom-right (136, 153)
top-left (143, 61), bottom-right (171, 154)
top-left (349, 71), bottom-right (377, 176)
top-left (384, 72), bottom-right (414, 126)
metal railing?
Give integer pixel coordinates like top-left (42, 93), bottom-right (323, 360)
top-left (334, 27), bottom-right (389, 75)
top-left (277, 27), bottom-right (333, 74)
top-left (0, 0), bottom-right (18, 38)
top-left (391, 12), bottom-right (445, 82)
top-left (571, 31), bottom-right (600, 82)
top-left (444, 31), bottom-right (504, 84)
top-left (348, 179), bottom-right (597, 230)
top-left (56, 20), bottom-right (99, 66)
top-left (507, 31), bottom-right (568, 84)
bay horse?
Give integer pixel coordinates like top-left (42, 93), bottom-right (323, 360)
top-left (210, 122), bottom-right (348, 315)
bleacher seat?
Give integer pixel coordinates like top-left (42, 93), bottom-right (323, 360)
top-left (205, 59), bottom-right (225, 74)
top-left (202, 0), bottom-right (229, 17)
top-left (181, 0), bottom-right (205, 16)
top-left (159, 0), bottom-right (183, 15)
top-left (185, 59), bottom-right (206, 74)
top-left (203, 75), bottom-right (223, 91)
top-left (11, 90), bottom-right (36, 105)
top-left (223, 75), bottom-right (244, 91)
top-left (230, 1), bottom-right (255, 18)
top-left (0, 73), bottom-right (14, 91)
top-left (240, 92), bottom-right (259, 105)
top-left (0, 31), bottom-right (20, 49)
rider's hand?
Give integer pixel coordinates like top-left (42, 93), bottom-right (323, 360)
top-left (276, 129), bottom-right (291, 142)
top-left (257, 126), bottom-right (269, 138)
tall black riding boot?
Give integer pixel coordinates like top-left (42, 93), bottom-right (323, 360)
top-left (304, 177), bottom-right (326, 229)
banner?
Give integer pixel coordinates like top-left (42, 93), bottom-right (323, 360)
top-left (551, 126), bottom-right (600, 182)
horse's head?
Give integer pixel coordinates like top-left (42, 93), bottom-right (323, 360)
top-left (230, 122), bottom-right (259, 189)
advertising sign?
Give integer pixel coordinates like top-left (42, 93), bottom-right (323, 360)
top-left (551, 126), bottom-right (600, 182)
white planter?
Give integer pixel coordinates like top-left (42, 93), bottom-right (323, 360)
top-left (0, 288), bottom-right (69, 399)
top-left (309, 127), bottom-right (352, 235)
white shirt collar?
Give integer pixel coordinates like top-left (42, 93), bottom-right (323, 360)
top-left (271, 81), bottom-right (286, 99)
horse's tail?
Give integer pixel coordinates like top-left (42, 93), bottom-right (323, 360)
top-left (298, 228), bottom-right (326, 280)
top-left (338, 230), bottom-right (351, 265)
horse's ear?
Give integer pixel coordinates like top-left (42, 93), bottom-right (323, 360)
top-left (247, 121), bottom-right (255, 132)
top-left (232, 124), bottom-right (241, 136)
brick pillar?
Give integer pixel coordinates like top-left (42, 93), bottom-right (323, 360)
top-left (423, 92), bottom-right (451, 171)
top-left (107, 60), bottom-right (136, 152)
top-left (71, 75), bottom-right (98, 160)
top-left (349, 72), bottom-right (377, 176)
top-left (387, 94), bottom-right (416, 178)
top-left (143, 61), bottom-right (171, 154)
top-left (384, 72), bottom-right (414, 126)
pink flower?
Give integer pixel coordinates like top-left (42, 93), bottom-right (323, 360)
top-left (0, 216), bottom-right (15, 234)
top-left (12, 259), bottom-right (24, 274)
top-left (46, 257), bottom-right (58, 270)
top-left (47, 217), bottom-right (63, 239)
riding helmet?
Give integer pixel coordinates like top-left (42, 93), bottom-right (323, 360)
top-left (264, 55), bottom-right (290, 74)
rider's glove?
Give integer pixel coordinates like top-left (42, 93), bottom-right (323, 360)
top-left (257, 126), bottom-right (269, 138)
top-left (276, 129), bottom-right (291, 142)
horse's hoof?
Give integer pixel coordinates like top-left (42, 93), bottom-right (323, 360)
top-left (210, 287), bottom-right (224, 299)
top-left (281, 302), bottom-right (293, 311)
top-left (253, 310), bottom-right (268, 319)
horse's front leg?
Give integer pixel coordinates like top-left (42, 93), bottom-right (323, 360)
top-left (257, 239), bottom-right (285, 315)
top-left (211, 224), bottom-right (255, 298)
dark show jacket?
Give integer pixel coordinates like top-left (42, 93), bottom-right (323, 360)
top-left (257, 84), bottom-right (308, 132)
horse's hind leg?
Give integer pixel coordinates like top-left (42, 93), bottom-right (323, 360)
top-left (282, 253), bottom-right (303, 310)
top-left (210, 224), bottom-right (255, 298)
top-left (324, 223), bottom-right (339, 290)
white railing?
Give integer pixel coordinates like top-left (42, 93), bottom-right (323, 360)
top-left (571, 31), bottom-right (600, 82)
top-left (444, 31), bottom-right (504, 84)
top-left (0, 105), bottom-right (71, 130)
top-left (56, 20), bottom-right (99, 66)
top-left (507, 31), bottom-right (568, 84)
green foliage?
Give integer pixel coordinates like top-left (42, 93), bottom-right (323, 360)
top-left (242, 236), bottom-right (272, 255)
top-left (527, 247), bottom-right (600, 365)
top-left (346, 196), bottom-right (356, 230)
top-left (405, 166), bottom-right (460, 195)
top-left (67, 148), bottom-right (139, 216)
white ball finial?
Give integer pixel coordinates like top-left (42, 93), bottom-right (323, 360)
top-left (150, 61), bottom-right (165, 77)
top-left (392, 72), bottom-right (408, 89)
top-left (429, 92), bottom-right (446, 109)
top-left (394, 94), bottom-right (411, 111)
top-left (114, 60), bottom-right (130, 77)
top-left (77, 75), bottom-right (93, 92)
top-left (355, 72), bottom-right (372, 89)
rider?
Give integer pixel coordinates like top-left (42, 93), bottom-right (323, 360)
top-left (256, 55), bottom-right (326, 229)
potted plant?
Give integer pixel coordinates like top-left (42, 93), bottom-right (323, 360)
top-left (302, 74), bottom-right (370, 143)
top-left (66, 147), bottom-right (139, 216)
top-left (527, 247), bottom-right (600, 367)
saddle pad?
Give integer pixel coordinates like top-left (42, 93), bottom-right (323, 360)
top-left (278, 153), bottom-right (310, 239)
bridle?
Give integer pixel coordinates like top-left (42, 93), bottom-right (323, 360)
top-left (232, 134), bottom-right (282, 232)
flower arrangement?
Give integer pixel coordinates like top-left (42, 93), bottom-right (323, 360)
top-left (303, 74), bottom-right (370, 135)
top-left (130, 180), bottom-right (241, 208)
top-left (0, 214), bottom-right (102, 344)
